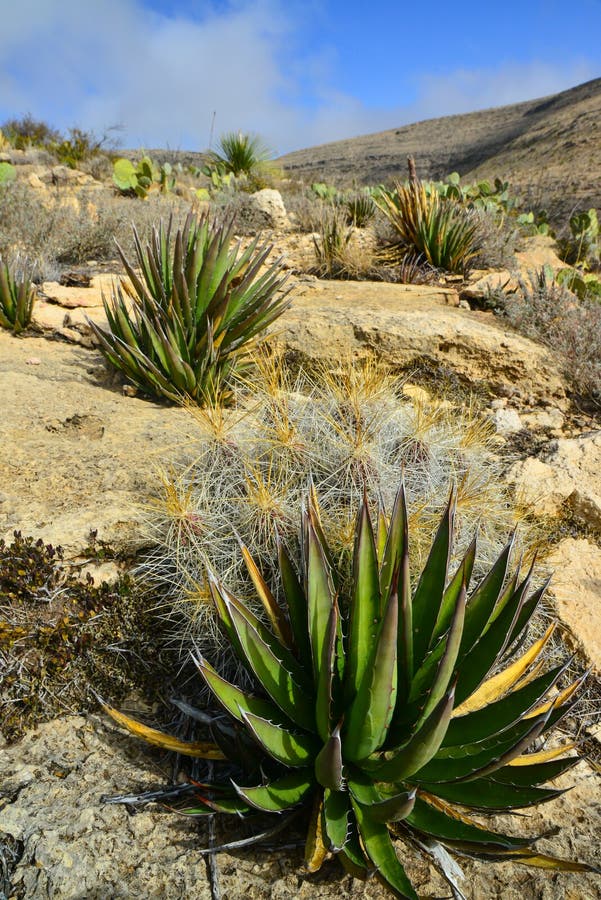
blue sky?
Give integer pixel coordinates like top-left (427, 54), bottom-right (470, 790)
top-left (0, 0), bottom-right (599, 154)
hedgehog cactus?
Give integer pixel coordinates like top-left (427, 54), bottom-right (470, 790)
top-left (107, 483), bottom-right (594, 897)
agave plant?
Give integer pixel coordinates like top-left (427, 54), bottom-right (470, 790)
top-left (0, 258), bottom-right (36, 333)
top-left (375, 180), bottom-right (480, 274)
top-left (106, 483), bottom-right (594, 897)
top-left (89, 212), bottom-right (291, 404)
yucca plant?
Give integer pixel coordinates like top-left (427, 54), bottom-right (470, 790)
top-left (208, 131), bottom-right (275, 178)
top-left (375, 181), bottom-right (480, 274)
top-left (0, 258), bottom-right (36, 333)
top-left (312, 210), bottom-right (356, 278)
top-left (344, 193), bottom-right (376, 227)
top-left (89, 212), bottom-right (291, 404)
top-left (106, 483), bottom-right (595, 897)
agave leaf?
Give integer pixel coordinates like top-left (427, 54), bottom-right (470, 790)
top-left (421, 776), bottom-right (564, 810)
top-left (225, 599), bottom-right (315, 730)
top-left (507, 743), bottom-right (578, 766)
top-left (368, 687), bottom-right (454, 781)
top-left (185, 793), bottom-right (252, 816)
top-left (102, 704), bottom-right (226, 759)
top-left (406, 796), bottom-right (529, 850)
top-left (306, 512), bottom-right (337, 682)
top-left (239, 541), bottom-right (293, 648)
top-left (411, 491), bottom-right (454, 669)
top-left (316, 602), bottom-right (340, 742)
top-left (193, 653), bottom-right (287, 726)
top-left (347, 495), bottom-right (381, 699)
top-left (432, 536), bottom-right (476, 642)
top-left (349, 776), bottom-right (416, 823)
top-left (233, 770), bottom-right (313, 813)
top-left (277, 536), bottom-right (312, 663)
top-left (524, 676), bottom-right (583, 719)
top-left (314, 721), bottom-right (344, 791)
top-left (351, 798), bottom-right (418, 899)
top-left (379, 482), bottom-right (408, 606)
top-left (322, 788), bottom-right (351, 851)
top-left (443, 663), bottom-right (567, 747)
top-left (240, 710), bottom-right (319, 767)
top-left (453, 624), bottom-right (556, 716)
top-left (305, 794), bottom-right (329, 872)
top-left (505, 580), bottom-right (551, 649)
top-left (344, 586), bottom-right (398, 762)
top-left (459, 537), bottom-right (514, 655)
top-left (478, 850), bottom-right (600, 873)
top-left (492, 755), bottom-right (579, 786)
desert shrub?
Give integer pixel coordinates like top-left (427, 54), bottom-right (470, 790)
top-left (559, 208), bottom-right (600, 270)
top-left (0, 257), bottom-right (36, 333)
top-left (108, 480), bottom-right (593, 897)
top-left (143, 354), bottom-right (522, 654)
top-left (343, 191), bottom-right (377, 227)
top-left (0, 533), bottom-right (163, 742)
top-left (470, 207), bottom-right (521, 270)
top-left (375, 180), bottom-right (481, 274)
top-left (312, 209), bottom-right (355, 277)
top-left (282, 189), bottom-right (326, 233)
top-left (491, 268), bottom-right (601, 401)
top-left (89, 212), bottom-right (291, 404)
top-left (1, 114), bottom-right (61, 150)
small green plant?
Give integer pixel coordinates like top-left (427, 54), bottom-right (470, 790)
top-left (312, 210), bottom-right (355, 277)
top-left (0, 258), bottom-right (36, 333)
top-left (0, 162), bottom-right (16, 185)
top-left (89, 212), bottom-right (291, 404)
top-left (311, 182), bottom-right (340, 203)
top-left (344, 192), bottom-right (376, 227)
top-left (107, 484), bottom-right (595, 897)
top-left (375, 181), bottom-right (480, 274)
top-left (555, 267), bottom-right (601, 302)
top-left (560, 208), bottom-right (599, 269)
top-left (207, 131), bottom-right (275, 179)
top-left (112, 156), bottom-right (175, 198)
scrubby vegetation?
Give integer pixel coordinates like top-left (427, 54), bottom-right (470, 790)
top-left (0, 533), bottom-right (163, 742)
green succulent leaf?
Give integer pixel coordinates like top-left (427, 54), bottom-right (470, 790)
top-left (314, 720), bottom-right (344, 791)
top-left (240, 710), bottom-right (319, 767)
top-left (406, 796), bottom-right (530, 849)
top-left (233, 770), bottom-right (314, 813)
top-left (347, 495), bottom-right (381, 698)
top-left (323, 788), bottom-right (351, 851)
top-left (351, 798), bottom-right (419, 899)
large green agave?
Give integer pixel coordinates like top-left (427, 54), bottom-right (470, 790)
top-left (107, 484), bottom-right (596, 897)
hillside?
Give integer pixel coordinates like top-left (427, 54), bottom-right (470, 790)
top-left (279, 77), bottom-right (601, 224)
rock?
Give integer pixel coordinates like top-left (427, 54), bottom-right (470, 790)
top-left (276, 279), bottom-right (566, 405)
top-left (0, 331), bottom-right (193, 558)
top-left (515, 234), bottom-right (566, 274)
top-left (508, 433), bottom-right (601, 527)
top-left (1, 715), bottom-right (599, 899)
top-left (235, 188), bottom-right (290, 231)
top-left (463, 269), bottom-right (516, 300)
top-left (41, 274), bottom-right (119, 310)
top-left (491, 407), bottom-right (523, 434)
top-left (521, 406), bottom-right (565, 433)
top-left (549, 538), bottom-right (601, 669)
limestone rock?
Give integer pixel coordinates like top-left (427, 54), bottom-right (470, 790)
top-left (508, 433), bottom-right (601, 527)
top-left (490, 407), bottom-right (524, 434)
top-left (235, 188), bottom-right (290, 231)
top-left (515, 234), bottom-right (566, 274)
top-left (275, 279), bottom-right (566, 405)
top-left (549, 538), bottom-right (601, 669)
top-left (1, 715), bottom-right (599, 900)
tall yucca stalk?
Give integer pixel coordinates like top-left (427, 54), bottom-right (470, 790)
top-left (0, 258), bottom-right (36, 334)
top-left (376, 181), bottom-right (480, 274)
top-left (90, 213), bottom-right (291, 404)
top-left (106, 484), bottom-right (595, 898)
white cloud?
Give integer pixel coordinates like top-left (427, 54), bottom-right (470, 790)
top-left (0, 3), bottom-right (597, 153)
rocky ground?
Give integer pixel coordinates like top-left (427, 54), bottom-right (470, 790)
top-left (1, 219), bottom-right (600, 897)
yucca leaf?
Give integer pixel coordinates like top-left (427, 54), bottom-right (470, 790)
top-left (344, 586), bottom-right (398, 762)
top-left (323, 788), bottom-right (351, 851)
top-left (233, 770), bottom-right (313, 813)
top-left (411, 491), bottom-right (454, 669)
top-left (351, 798), bottom-right (418, 900)
top-left (405, 796), bottom-right (529, 849)
top-left (347, 494), bottom-right (381, 699)
top-left (368, 687), bottom-right (454, 781)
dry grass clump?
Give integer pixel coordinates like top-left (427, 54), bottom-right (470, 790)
top-left (0, 533), bottom-right (165, 742)
top-left (494, 269), bottom-right (601, 403)
top-left (141, 353), bottom-right (523, 658)
top-left (0, 182), bottom-right (192, 280)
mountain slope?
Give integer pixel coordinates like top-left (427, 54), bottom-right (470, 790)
top-left (279, 78), bottom-right (601, 223)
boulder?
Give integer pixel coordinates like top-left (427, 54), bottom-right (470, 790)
top-left (235, 188), bottom-right (290, 231)
top-left (509, 433), bottom-right (601, 528)
top-left (549, 538), bottom-right (601, 669)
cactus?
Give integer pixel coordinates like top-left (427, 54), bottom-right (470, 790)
top-left (0, 162), bottom-right (16, 185)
